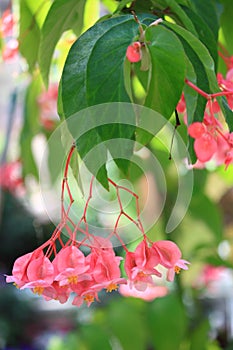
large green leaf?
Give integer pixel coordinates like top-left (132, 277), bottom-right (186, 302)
top-left (151, 0), bottom-right (197, 35)
top-left (181, 6), bottom-right (218, 69)
top-left (39, 0), bottom-right (86, 86)
top-left (105, 299), bottom-right (147, 350)
top-left (220, 0), bottom-right (233, 53)
top-left (191, 0), bottom-right (219, 41)
top-left (61, 15), bottom-right (140, 116)
top-left (144, 25), bottom-right (186, 118)
top-left (147, 293), bottom-right (187, 350)
top-left (61, 15), bottom-right (141, 188)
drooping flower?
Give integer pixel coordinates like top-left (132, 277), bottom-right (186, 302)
top-left (5, 250), bottom-right (43, 288)
top-left (21, 255), bottom-right (54, 295)
top-left (153, 240), bottom-right (190, 282)
top-left (125, 240), bottom-right (161, 291)
top-left (92, 250), bottom-right (126, 292)
top-left (54, 246), bottom-right (90, 287)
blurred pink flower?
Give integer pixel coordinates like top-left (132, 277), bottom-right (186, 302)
top-left (119, 281), bottom-right (168, 301)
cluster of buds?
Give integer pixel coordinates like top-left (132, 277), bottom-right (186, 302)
top-left (0, 8), bottom-right (18, 61)
top-left (6, 145), bottom-right (189, 307)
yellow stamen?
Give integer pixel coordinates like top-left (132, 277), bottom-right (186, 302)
top-left (84, 294), bottom-right (94, 304)
top-left (33, 286), bottom-right (44, 295)
top-left (106, 283), bottom-right (118, 293)
top-left (174, 266), bottom-right (181, 274)
top-left (13, 282), bottom-right (19, 289)
top-left (68, 275), bottom-right (78, 284)
top-left (138, 271), bottom-right (146, 278)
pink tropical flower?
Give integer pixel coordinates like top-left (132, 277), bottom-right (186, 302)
top-left (126, 42), bottom-right (142, 62)
top-left (54, 246), bottom-right (90, 287)
top-left (5, 250), bottom-right (43, 288)
top-left (21, 255), bottom-right (54, 295)
top-left (72, 280), bottom-right (100, 307)
top-left (92, 250), bottom-right (126, 292)
top-left (125, 240), bottom-right (161, 291)
top-left (153, 240), bottom-right (190, 282)
top-left (188, 122), bottom-right (218, 162)
top-left (42, 281), bottom-right (70, 304)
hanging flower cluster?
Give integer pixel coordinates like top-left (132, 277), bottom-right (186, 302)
top-left (0, 9), bottom-right (18, 61)
top-left (6, 145), bottom-right (189, 307)
top-left (177, 47), bottom-right (233, 169)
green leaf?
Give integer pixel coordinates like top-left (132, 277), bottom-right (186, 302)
top-left (181, 6), bottom-right (218, 69)
top-left (19, 0), bottom-right (41, 71)
top-left (61, 15), bottom-right (140, 188)
top-left (152, 0), bottom-right (197, 35)
top-left (61, 15), bottom-right (139, 116)
top-left (79, 324), bottom-right (112, 350)
top-left (39, 0), bottom-right (86, 86)
top-left (189, 193), bottom-right (223, 243)
top-left (144, 25), bottom-right (186, 118)
top-left (147, 294), bottom-right (187, 350)
top-left (220, 0), bottom-right (233, 54)
top-left (190, 320), bottom-right (210, 350)
top-left (105, 299), bottom-right (147, 350)
top-left (191, 0), bottom-right (219, 41)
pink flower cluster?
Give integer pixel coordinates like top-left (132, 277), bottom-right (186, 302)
top-left (177, 50), bottom-right (233, 169)
top-left (5, 146), bottom-right (189, 307)
top-left (0, 9), bottom-right (18, 61)
top-left (187, 113), bottom-right (233, 168)
top-left (6, 236), bottom-right (189, 307)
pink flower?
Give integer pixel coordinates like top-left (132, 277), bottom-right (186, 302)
top-left (72, 280), bottom-right (100, 307)
top-left (5, 250), bottom-right (43, 288)
top-left (42, 281), bottom-right (70, 304)
top-left (21, 255), bottom-right (54, 295)
top-left (125, 240), bottom-right (161, 291)
top-left (126, 42), bottom-right (142, 62)
top-left (188, 122), bottom-right (217, 162)
top-left (92, 250), bottom-right (126, 292)
top-left (153, 240), bottom-right (190, 282)
top-left (54, 246), bottom-right (90, 287)
top-left (119, 281), bottom-right (168, 301)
